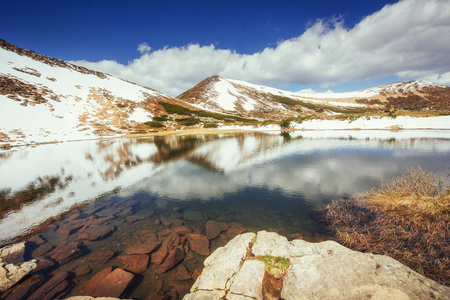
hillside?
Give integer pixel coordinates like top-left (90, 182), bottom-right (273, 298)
top-left (178, 75), bottom-right (450, 120)
top-left (1, 39), bottom-right (449, 149)
top-left (0, 39), bottom-right (206, 148)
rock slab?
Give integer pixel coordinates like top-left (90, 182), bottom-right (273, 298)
top-left (0, 242), bottom-right (37, 293)
top-left (90, 268), bottom-right (134, 297)
top-left (183, 231), bottom-right (450, 300)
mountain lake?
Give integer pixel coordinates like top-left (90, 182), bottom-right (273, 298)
top-left (1, 131), bottom-right (450, 299)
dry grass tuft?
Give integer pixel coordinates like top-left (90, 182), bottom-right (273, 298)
top-left (319, 167), bottom-right (450, 286)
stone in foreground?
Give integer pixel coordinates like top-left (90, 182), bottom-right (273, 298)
top-left (184, 231), bottom-right (450, 300)
top-left (0, 242), bottom-right (37, 292)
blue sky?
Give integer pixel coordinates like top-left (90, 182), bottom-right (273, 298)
top-left (1, 0), bottom-right (449, 96)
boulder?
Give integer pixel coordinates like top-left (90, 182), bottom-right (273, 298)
top-left (183, 231), bottom-right (450, 300)
top-left (118, 254), bottom-right (149, 274)
top-left (28, 271), bottom-right (70, 300)
top-left (27, 235), bottom-right (46, 246)
top-left (186, 234), bottom-right (209, 256)
top-left (0, 259), bottom-right (37, 292)
top-left (205, 221), bottom-right (229, 240)
top-left (31, 245), bottom-right (53, 258)
top-left (0, 242), bottom-right (26, 264)
top-left (84, 266), bottom-right (113, 295)
top-left (48, 242), bottom-right (83, 265)
top-left (59, 219), bottom-right (85, 235)
top-left (154, 245), bottom-right (185, 274)
top-left (31, 256), bottom-right (56, 274)
top-left (228, 260), bottom-right (265, 299)
top-left (2, 274), bottom-right (44, 300)
top-left (78, 225), bottom-right (114, 241)
top-left (89, 251), bottom-right (115, 264)
top-left (226, 226), bottom-right (246, 240)
top-left (190, 232), bottom-right (255, 291)
top-left (159, 226), bottom-right (193, 237)
top-left (72, 265), bottom-right (91, 277)
top-left (151, 233), bottom-right (180, 265)
top-left (126, 236), bottom-right (161, 255)
top-left (90, 268), bottom-right (134, 297)
top-left (251, 230), bottom-right (302, 257)
top-left (175, 265), bottom-right (192, 281)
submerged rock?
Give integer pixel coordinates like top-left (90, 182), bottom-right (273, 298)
top-left (0, 259), bottom-right (37, 292)
top-left (90, 268), bottom-right (135, 298)
top-left (2, 274), bottom-right (44, 300)
top-left (186, 234), bottom-right (209, 256)
top-left (48, 242), bottom-right (84, 265)
top-left (0, 242), bottom-right (37, 293)
top-left (154, 245), bottom-right (185, 274)
top-left (152, 233), bottom-right (180, 265)
top-left (89, 251), bottom-right (115, 264)
top-left (126, 235), bottom-right (161, 255)
top-left (28, 271), bottom-right (70, 300)
top-left (31, 245), bottom-right (53, 258)
top-left (118, 254), bottom-right (149, 274)
top-left (184, 231), bottom-right (450, 300)
top-left (0, 242), bottom-right (26, 264)
top-left (84, 266), bottom-right (113, 295)
top-left (205, 221), bottom-right (228, 240)
top-left (78, 225), bottom-right (115, 241)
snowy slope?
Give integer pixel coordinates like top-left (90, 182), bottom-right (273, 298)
top-left (179, 75), bottom-right (374, 119)
top-left (0, 40), bottom-right (180, 147)
top-left (178, 75), bottom-right (303, 120)
top-left (178, 75), bottom-right (450, 120)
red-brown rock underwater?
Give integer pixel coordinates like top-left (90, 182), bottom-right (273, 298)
top-left (0, 194), bottom-right (323, 299)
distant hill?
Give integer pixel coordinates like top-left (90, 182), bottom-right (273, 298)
top-left (178, 75), bottom-right (450, 119)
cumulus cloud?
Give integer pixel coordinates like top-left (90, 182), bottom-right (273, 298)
top-left (73, 0), bottom-right (450, 96)
top-left (137, 42), bottom-right (151, 54)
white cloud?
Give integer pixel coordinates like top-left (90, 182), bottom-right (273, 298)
top-left (137, 42), bottom-right (151, 54)
top-left (296, 88), bottom-right (317, 94)
top-left (72, 0), bottom-right (450, 96)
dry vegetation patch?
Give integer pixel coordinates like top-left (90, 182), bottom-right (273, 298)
top-left (320, 167), bottom-right (450, 286)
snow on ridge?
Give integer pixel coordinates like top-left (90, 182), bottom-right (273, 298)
top-left (209, 77), bottom-right (258, 111)
top-left (226, 77), bottom-right (372, 102)
top-left (0, 47), bottom-right (160, 101)
top-left (295, 88), bottom-right (379, 99)
top-left (0, 46), bottom-right (173, 146)
top-left (297, 80), bottom-right (446, 100)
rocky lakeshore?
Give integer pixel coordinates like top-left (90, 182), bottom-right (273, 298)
top-left (0, 196), bottom-right (264, 299)
top-left (184, 231), bottom-right (450, 300)
top-left (2, 227), bottom-right (450, 299)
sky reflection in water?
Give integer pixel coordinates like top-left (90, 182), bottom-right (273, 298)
top-left (1, 131), bottom-right (450, 244)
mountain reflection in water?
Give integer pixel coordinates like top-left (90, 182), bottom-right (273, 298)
top-left (1, 131), bottom-right (450, 245)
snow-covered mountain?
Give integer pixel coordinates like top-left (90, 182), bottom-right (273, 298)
top-left (1, 39), bottom-right (449, 150)
top-left (0, 39), bottom-right (196, 148)
top-left (178, 75), bottom-right (450, 120)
